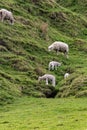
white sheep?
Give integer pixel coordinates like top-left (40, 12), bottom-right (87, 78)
top-left (48, 41), bottom-right (69, 58)
top-left (49, 61), bottom-right (61, 70)
top-left (38, 74), bottom-right (56, 87)
top-left (64, 73), bottom-right (70, 79)
top-left (0, 9), bottom-right (14, 25)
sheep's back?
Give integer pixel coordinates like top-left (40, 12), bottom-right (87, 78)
top-left (53, 41), bottom-right (69, 52)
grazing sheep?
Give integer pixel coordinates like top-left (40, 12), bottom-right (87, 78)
top-left (64, 73), bottom-right (70, 79)
top-left (0, 9), bottom-right (14, 25)
top-left (48, 41), bottom-right (69, 58)
top-left (38, 74), bottom-right (56, 87)
top-left (49, 61), bottom-right (61, 70)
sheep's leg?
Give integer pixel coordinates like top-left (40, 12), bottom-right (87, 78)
top-left (1, 13), bottom-right (6, 22)
top-left (57, 51), bottom-right (59, 55)
top-left (65, 52), bottom-right (69, 58)
top-left (56, 50), bottom-right (59, 55)
top-left (52, 65), bottom-right (54, 70)
top-left (46, 78), bottom-right (48, 85)
top-left (52, 79), bottom-right (55, 87)
top-left (1, 16), bottom-right (4, 22)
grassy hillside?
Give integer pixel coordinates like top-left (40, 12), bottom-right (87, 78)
top-left (0, 0), bottom-right (87, 104)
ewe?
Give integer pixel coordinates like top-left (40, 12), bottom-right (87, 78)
top-left (64, 73), bottom-right (70, 79)
top-left (49, 61), bottom-right (61, 70)
top-left (48, 41), bottom-right (69, 58)
top-left (0, 9), bottom-right (14, 25)
top-left (38, 74), bottom-right (56, 87)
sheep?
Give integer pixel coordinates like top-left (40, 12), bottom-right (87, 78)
top-left (38, 74), bottom-right (56, 87)
top-left (48, 41), bottom-right (69, 58)
top-left (64, 73), bottom-right (70, 79)
top-left (49, 61), bottom-right (61, 70)
top-left (0, 9), bottom-right (14, 25)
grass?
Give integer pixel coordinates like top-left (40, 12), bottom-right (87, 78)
top-left (0, 1), bottom-right (87, 129)
top-left (0, 97), bottom-right (87, 130)
top-left (0, 0), bottom-right (87, 104)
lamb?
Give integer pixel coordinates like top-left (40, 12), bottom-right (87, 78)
top-left (49, 61), bottom-right (61, 70)
top-left (64, 73), bottom-right (70, 79)
top-left (38, 74), bottom-right (56, 87)
top-left (48, 41), bottom-right (69, 58)
top-left (0, 9), bottom-right (14, 25)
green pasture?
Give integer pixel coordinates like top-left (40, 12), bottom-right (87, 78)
top-left (0, 97), bottom-right (87, 130)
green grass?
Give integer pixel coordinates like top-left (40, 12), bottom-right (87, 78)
top-left (0, 0), bottom-right (87, 103)
top-left (0, 1), bottom-right (87, 129)
top-left (0, 97), bottom-right (87, 130)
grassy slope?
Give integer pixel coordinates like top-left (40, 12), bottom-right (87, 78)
top-left (0, 0), bottom-right (87, 104)
top-left (0, 97), bottom-right (87, 130)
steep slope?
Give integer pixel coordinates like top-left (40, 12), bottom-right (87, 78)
top-left (0, 0), bottom-right (87, 104)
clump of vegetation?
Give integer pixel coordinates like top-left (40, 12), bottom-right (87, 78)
top-left (57, 75), bottom-right (87, 97)
top-left (39, 22), bottom-right (48, 40)
top-left (0, 45), bottom-right (8, 52)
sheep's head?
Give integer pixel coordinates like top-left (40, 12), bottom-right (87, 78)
top-left (38, 76), bottom-right (42, 82)
top-left (48, 45), bottom-right (53, 51)
top-left (64, 73), bottom-right (70, 79)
